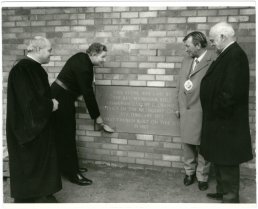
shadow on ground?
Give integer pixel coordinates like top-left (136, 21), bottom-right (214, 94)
top-left (3, 165), bottom-right (256, 203)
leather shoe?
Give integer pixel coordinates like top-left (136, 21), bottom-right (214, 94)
top-left (183, 174), bottom-right (195, 186)
top-left (198, 181), bottom-right (208, 191)
top-left (207, 193), bottom-right (223, 200)
top-left (78, 168), bottom-right (88, 173)
top-left (69, 173), bottom-right (93, 186)
top-left (46, 195), bottom-right (58, 203)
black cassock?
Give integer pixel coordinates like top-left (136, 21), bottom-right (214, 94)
top-left (6, 57), bottom-right (62, 199)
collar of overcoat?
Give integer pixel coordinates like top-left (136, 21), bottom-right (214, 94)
top-left (204, 42), bottom-right (238, 77)
top-left (188, 50), bottom-right (216, 78)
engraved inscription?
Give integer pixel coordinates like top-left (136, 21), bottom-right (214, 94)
top-left (96, 86), bottom-right (180, 136)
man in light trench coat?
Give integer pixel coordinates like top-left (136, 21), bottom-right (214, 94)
top-left (176, 31), bottom-right (217, 191)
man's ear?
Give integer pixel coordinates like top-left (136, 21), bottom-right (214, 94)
top-left (35, 46), bottom-right (41, 52)
top-left (196, 43), bottom-right (201, 50)
top-left (220, 34), bottom-right (226, 41)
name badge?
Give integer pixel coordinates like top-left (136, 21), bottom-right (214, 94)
top-left (184, 80), bottom-right (193, 91)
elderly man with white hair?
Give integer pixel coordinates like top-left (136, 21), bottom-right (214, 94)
top-left (6, 36), bottom-right (62, 203)
top-left (200, 22), bottom-right (253, 203)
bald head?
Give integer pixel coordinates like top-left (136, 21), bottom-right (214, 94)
top-left (27, 36), bottom-right (52, 64)
top-left (209, 22), bottom-right (236, 54)
top-left (27, 36), bottom-right (51, 52)
top-left (209, 22), bottom-right (235, 40)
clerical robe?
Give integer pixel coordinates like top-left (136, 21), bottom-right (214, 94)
top-left (6, 57), bottom-right (61, 199)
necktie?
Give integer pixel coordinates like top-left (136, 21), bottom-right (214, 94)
top-left (192, 59), bottom-right (199, 72)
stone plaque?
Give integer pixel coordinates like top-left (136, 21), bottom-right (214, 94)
top-left (96, 86), bottom-right (180, 136)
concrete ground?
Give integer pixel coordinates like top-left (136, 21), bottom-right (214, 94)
top-left (3, 165), bottom-right (256, 204)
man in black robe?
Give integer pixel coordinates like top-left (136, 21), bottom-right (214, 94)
top-left (6, 36), bottom-right (62, 203)
top-left (51, 42), bottom-right (113, 186)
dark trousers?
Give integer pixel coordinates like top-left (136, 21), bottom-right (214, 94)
top-left (214, 164), bottom-right (240, 203)
top-left (51, 82), bottom-right (79, 177)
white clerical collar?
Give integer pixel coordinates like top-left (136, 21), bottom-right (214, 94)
top-left (221, 41), bottom-right (235, 53)
top-left (27, 54), bottom-right (41, 64)
top-left (196, 50), bottom-right (207, 63)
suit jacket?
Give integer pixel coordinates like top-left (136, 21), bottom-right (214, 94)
top-left (57, 52), bottom-right (100, 119)
top-left (200, 42), bottom-right (253, 165)
top-left (177, 50), bottom-right (216, 145)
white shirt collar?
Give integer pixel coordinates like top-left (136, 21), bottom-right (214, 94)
top-left (221, 41), bottom-right (235, 53)
top-left (196, 50), bottom-right (207, 63)
top-left (27, 54), bottom-right (41, 64)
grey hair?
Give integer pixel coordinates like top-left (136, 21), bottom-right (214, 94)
top-left (86, 42), bottom-right (107, 56)
top-left (209, 22), bottom-right (235, 38)
top-left (27, 36), bottom-right (50, 52)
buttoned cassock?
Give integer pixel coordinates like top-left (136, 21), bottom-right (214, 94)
top-left (6, 58), bottom-right (62, 199)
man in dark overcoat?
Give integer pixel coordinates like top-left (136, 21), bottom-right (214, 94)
top-left (200, 22), bottom-right (253, 203)
top-left (6, 36), bottom-right (62, 203)
top-left (51, 42), bottom-right (113, 186)
top-left (176, 31), bottom-right (216, 191)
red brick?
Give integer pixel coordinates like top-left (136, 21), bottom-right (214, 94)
top-left (218, 9), bottom-right (238, 16)
top-left (95, 7), bottom-right (112, 13)
top-left (168, 17), bottom-right (186, 23)
top-left (138, 75), bottom-right (155, 80)
top-left (121, 25), bottom-right (140, 31)
top-left (145, 153), bottom-right (162, 160)
top-left (229, 16), bottom-right (249, 22)
top-left (112, 7), bottom-right (130, 12)
top-left (240, 8), bottom-right (255, 15)
top-left (154, 160), bottom-right (171, 167)
top-left (239, 23), bottom-right (256, 29)
top-left (136, 159), bottom-right (153, 165)
top-left (180, 10), bottom-right (197, 16)
top-left (78, 19), bottom-right (94, 25)
top-left (148, 56), bottom-right (166, 62)
top-left (198, 10), bottom-right (217, 16)
top-left (188, 17), bottom-right (206, 23)
top-left (139, 11), bottom-right (157, 18)
top-left (148, 31), bottom-right (166, 37)
top-left (121, 12), bottom-right (138, 18)
top-left (129, 81), bottom-right (147, 86)
top-left (138, 63), bottom-right (156, 68)
top-left (119, 157), bottom-right (135, 164)
top-left (208, 16), bottom-right (227, 22)
top-left (103, 13), bottom-right (120, 18)
top-left (130, 18), bottom-right (148, 24)
top-left (139, 37), bottom-right (157, 43)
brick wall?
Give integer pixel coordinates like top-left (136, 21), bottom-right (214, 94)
top-left (2, 7), bottom-right (256, 178)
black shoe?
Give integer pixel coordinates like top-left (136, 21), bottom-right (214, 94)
top-left (183, 174), bottom-right (195, 186)
top-left (78, 168), bottom-right (88, 173)
top-left (207, 193), bottom-right (223, 200)
top-left (198, 181), bottom-right (208, 191)
top-left (46, 194), bottom-right (58, 203)
top-left (69, 173), bottom-right (92, 186)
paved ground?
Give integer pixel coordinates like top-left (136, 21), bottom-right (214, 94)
top-left (3, 165), bottom-right (256, 204)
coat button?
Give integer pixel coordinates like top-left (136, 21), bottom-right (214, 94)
top-left (187, 107), bottom-right (190, 110)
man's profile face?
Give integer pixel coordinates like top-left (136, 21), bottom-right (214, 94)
top-left (91, 51), bottom-right (107, 66)
top-left (184, 36), bottom-right (199, 58)
top-left (38, 41), bottom-right (52, 64)
top-left (209, 32), bottom-right (223, 54)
